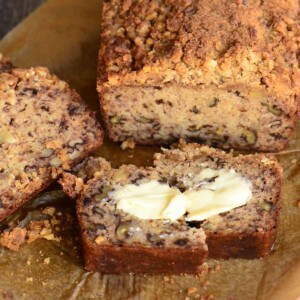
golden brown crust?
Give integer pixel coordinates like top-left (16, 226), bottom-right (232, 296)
top-left (99, 0), bottom-right (300, 102)
top-left (206, 228), bottom-right (278, 259)
top-left (82, 239), bottom-right (208, 274)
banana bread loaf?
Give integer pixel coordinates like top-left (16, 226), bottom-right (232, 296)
top-left (98, 0), bottom-right (300, 151)
top-left (0, 67), bottom-right (103, 221)
top-left (0, 53), bottom-right (13, 73)
top-left (60, 143), bottom-right (282, 274)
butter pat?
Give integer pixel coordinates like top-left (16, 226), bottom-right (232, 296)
top-left (113, 168), bottom-right (252, 221)
top-left (185, 168), bottom-right (252, 221)
top-left (115, 181), bottom-right (186, 221)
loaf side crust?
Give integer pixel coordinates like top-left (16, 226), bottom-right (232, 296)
top-left (81, 235), bottom-right (208, 274)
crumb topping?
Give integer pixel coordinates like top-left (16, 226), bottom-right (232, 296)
top-left (99, 0), bottom-right (300, 101)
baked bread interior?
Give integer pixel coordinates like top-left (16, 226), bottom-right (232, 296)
top-left (0, 67), bottom-right (103, 221)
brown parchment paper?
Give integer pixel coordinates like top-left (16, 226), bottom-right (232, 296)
top-left (0, 0), bottom-right (299, 299)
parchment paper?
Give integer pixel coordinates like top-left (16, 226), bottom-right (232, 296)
top-left (0, 0), bottom-right (299, 299)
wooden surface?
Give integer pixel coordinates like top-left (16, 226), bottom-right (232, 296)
top-left (0, 0), bottom-right (46, 38)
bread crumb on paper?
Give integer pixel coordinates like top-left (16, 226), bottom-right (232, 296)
top-left (43, 257), bottom-right (51, 265)
top-left (121, 139), bottom-right (136, 150)
top-left (0, 207), bottom-right (62, 251)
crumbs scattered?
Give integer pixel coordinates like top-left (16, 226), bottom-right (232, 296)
top-left (214, 263), bottom-right (221, 272)
top-left (26, 277), bottom-right (33, 283)
top-left (202, 280), bottom-right (210, 289)
top-left (196, 263), bottom-right (209, 276)
top-left (0, 207), bottom-right (62, 251)
top-left (186, 295), bottom-right (213, 300)
top-left (291, 159), bottom-right (297, 164)
top-left (121, 139), bottom-right (136, 150)
top-left (42, 207), bottom-right (55, 216)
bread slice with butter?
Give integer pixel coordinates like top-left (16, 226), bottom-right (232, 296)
top-left (154, 142), bottom-right (282, 259)
top-left (60, 143), bottom-right (282, 274)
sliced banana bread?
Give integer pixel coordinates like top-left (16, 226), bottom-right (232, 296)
top-left (60, 157), bottom-right (208, 274)
top-left (98, 0), bottom-right (300, 151)
top-left (0, 53), bottom-right (13, 73)
top-left (60, 143), bottom-right (282, 274)
top-left (0, 67), bottom-right (103, 221)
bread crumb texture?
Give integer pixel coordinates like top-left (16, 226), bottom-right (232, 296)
top-left (0, 67), bottom-right (103, 221)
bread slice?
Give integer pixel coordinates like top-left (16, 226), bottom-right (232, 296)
top-left (60, 143), bottom-right (282, 273)
top-left (60, 157), bottom-right (208, 274)
top-left (0, 67), bottom-right (103, 221)
top-left (0, 53), bottom-right (13, 73)
top-left (98, 0), bottom-right (300, 152)
top-left (154, 142), bottom-right (282, 259)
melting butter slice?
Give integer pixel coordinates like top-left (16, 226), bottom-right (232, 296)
top-left (113, 168), bottom-right (252, 221)
top-left (185, 169), bottom-right (252, 221)
top-left (115, 181), bottom-right (186, 221)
